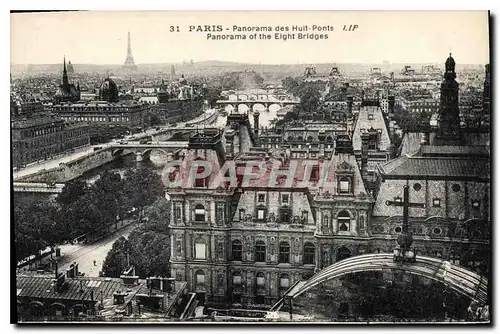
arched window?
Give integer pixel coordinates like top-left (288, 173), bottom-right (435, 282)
top-left (194, 238), bottom-right (207, 259)
top-left (307, 136), bottom-right (313, 142)
top-left (194, 204), bottom-right (206, 222)
top-left (297, 136), bottom-right (304, 141)
top-left (232, 240), bottom-right (243, 261)
top-left (338, 210), bottom-right (351, 232)
top-left (304, 242), bottom-right (316, 264)
top-left (195, 269), bottom-right (205, 288)
top-left (255, 241), bottom-right (266, 262)
top-left (279, 241), bottom-right (290, 263)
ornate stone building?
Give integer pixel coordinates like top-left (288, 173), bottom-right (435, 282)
top-left (167, 127), bottom-right (373, 307)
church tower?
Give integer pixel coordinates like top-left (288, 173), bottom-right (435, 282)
top-left (433, 53), bottom-right (462, 145)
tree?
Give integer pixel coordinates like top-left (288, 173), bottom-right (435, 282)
top-left (296, 85), bottom-right (321, 115)
top-left (128, 230), bottom-right (170, 278)
top-left (101, 236), bottom-right (130, 277)
top-left (57, 179), bottom-right (88, 207)
top-left (141, 197), bottom-right (171, 233)
top-left (123, 168), bottom-right (164, 218)
top-left (14, 197), bottom-right (64, 262)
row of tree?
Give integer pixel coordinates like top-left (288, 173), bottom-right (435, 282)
top-left (101, 197), bottom-right (171, 278)
top-left (14, 168), bottom-right (165, 262)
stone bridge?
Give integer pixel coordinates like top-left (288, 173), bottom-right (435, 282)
top-left (216, 95), bottom-right (299, 112)
top-left (271, 253), bottom-right (489, 312)
top-left (109, 142), bottom-right (189, 162)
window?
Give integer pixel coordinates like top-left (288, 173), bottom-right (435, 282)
top-left (194, 204), bottom-right (206, 222)
top-left (304, 242), bottom-right (315, 264)
top-left (433, 227), bottom-right (442, 235)
top-left (256, 272), bottom-right (265, 286)
top-left (174, 205), bottom-right (182, 222)
top-left (257, 209), bottom-right (265, 220)
top-left (472, 201), bottom-right (480, 209)
top-left (280, 273), bottom-right (290, 289)
top-left (359, 215), bottom-right (366, 230)
top-left (239, 209), bottom-right (245, 221)
top-left (233, 271), bottom-right (242, 285)
top-left (258, 194), bottom-right (265, 203)
top-left (195, 270), bottom-right (205, 288)
top-left (279, 242), bottom-right (290, 263)
top-left (432, 198), bottom-right (441, 207)
top-left (368, 114), bottom-right (374, 120)
top-left (310, 165), bottom-right (320, 181)
top-left (413, 183), bottom-right (422, 191)
top-left (232, 240), bottom-right (242, 261)
top-left (282, 194), bottom-right (289, 205)
top-left (394, 226), bottom-right (402, 233)
top-left (280, 207), bottom-right (291, 223)
top-left (301, 210), bottom-right (308, 223)
top-left (194, 240), bottom-right (206, 259)
top-left (339, 178), bottom-right (350, 194)
top-left (216, 205), bottom-right (224, 224)
top-left (255, 241), bottom-right (266, 262)
top-left (338, 210), bottom-right (351, 232)
top-left (194, 164), bottom-right (207, 187)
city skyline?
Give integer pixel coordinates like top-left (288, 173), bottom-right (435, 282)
top-left (11, 11), bottom-right (490, 66)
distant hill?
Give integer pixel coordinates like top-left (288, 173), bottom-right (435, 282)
top-left (11, 61), bottom-right (484, 76)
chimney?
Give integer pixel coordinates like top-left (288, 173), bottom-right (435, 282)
top-left (54, 260), bottom-right (58, 278)
top-left (360, 133), bottom-right (370, 179)
top-left (347, 96), bottom-right (353, 114)
top-left (73, 262), bottom-right (79, 277)
top-left (253, 111), bottom-right (260, 137)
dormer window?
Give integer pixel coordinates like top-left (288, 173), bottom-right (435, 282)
top-left (239, 209), bottom-right (245, 221)
top-left (339, 178), bottom-right (351, 194)
top-left (368, 114), bottom-right (374, 120)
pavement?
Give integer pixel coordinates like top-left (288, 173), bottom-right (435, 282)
top-left (56, 219), bottom-right (140, 277)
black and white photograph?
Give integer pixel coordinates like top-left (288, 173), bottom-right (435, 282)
top-left (10, 10), bottom-right (491, 324)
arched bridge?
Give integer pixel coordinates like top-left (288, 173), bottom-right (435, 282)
top-left (271, 253), bottom-right (488, 311)
top-left (110, 142), bottom-right (189, 162)
top-left (216, 96), bottom-right (299, 112)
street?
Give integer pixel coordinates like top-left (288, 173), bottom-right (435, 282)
top-left (56, 219), bottom-right (139, 277)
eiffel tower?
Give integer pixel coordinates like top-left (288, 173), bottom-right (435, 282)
top-left (123, 31), bottom-right (137, 71)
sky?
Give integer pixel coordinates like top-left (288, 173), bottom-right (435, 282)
top-left (10, 11), bottom-right (490, 65)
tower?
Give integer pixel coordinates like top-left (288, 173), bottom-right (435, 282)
top-left (171, 65), bottom-right (176, 79)
top-left (62, 56), bottom-right (69, 88)
top-left (123, 32), bottom-right (137, 71)
top-left (433, 53), bottom-right (461, 145)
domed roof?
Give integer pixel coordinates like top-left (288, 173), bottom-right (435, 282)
top-left (99, 77), bottom-right (119, 102)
